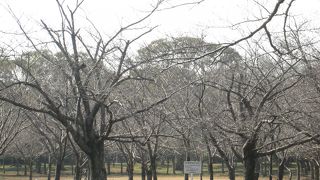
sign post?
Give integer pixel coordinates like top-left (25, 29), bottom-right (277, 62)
top-left (184, 161), bottom-right (201, 180)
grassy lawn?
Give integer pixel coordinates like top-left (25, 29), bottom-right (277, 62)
top-left (0, 175), bottom-right (310, 180)
top-left (0, 162), bottom-right (309, 180)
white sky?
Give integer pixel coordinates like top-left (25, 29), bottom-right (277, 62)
top-left (0, 0), bottom-right (320, 51)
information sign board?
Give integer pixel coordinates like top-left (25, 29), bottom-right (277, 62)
top-left (184, 161), bottom-right (201, 174)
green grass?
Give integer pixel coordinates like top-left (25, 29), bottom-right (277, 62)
top-left (0, 161), bottom-right (309, 179)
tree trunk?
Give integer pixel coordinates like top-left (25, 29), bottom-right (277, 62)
top-left (269, 155), bottom-right (273, 180)
top-left (296, 159), bottom-right (300, 180)
top-left (208, 159), bottom-right (213, 180)
top-left (228, 167), bottom-right (236, 180)
top-left (244, 154), bottom-right (258, 180)
top-left (71, 163), bottom-right (74, 175)
top-left (74, 156), bottom-right (81, 180)
top-left (184, 151), bottom-right (190, 180)
top-left (120, 162), bottom-right (123, 174)
top-left (209, 134), bottom-right (235, 180)
top-left (3, 158), bottom-right (5, 174)
top-left (54, 160), bottom-right (62, 180)
top-left (172, 156), bottom-right (176, 175)
top-left (151, 157), bottom-right (158, 180)
top-left (311, 160), bottom-right (315, 180)
top-left (278, 158), bottom-right (286, 180)
top-left (221, 161), bottom-right (225, 174)
top-left (263, 158), bottom-right (267, 177)
top-left (166, 158), bottom-right (170, 175)
top-left (36, 159), bottom-right (41, 174)
top-left (206, 137), bottom-right (214, 180)
top-left (285, 165), bottom-right (292, 180)
top-left (243, 140), bottom-right (258, 180)
top-left (141, 157), bottom-right (146, 180)
top-left (200, 157), bottom-right (203, 180)
top-left (314, 159), bottom-right (319, 180)
top-left (29, 160), bottom-right (33, 180)
top-left (307, 160), bottom-right (311, 174)
top-left (24, 162), bottom-right (27, 176)
top-left (127, 162), bottom-right (134, 180)
top-left (107, 161), bottom-right (111, 175)
top-left (301, 160), bottom-right (308, 176)
top-left (147, 167), bottom-right (152, 180)
top-left (16, 158), bottom-right (20, 175)
top-left (48, 155), bottom-right (52, 180)
top-left (44, 162), bottom-right (47, 174)
top-left (87, 141), bottom-right (107, 180)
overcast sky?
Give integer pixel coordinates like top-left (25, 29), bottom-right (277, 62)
top-left (1, 0), bottom-right (320, 51)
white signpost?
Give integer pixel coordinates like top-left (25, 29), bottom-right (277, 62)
top-left (184, 161), bottom-right (201, 180)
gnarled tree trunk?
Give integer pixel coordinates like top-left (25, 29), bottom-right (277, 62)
top-left (87, 141), bottom-right (107, 180)
top-left (243, 140), bottom-right (258, 180)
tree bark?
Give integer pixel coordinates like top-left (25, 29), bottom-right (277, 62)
top-left (147, 167), bottom-right (152, 180)
top-left (184, 151), bottom-right (190, 180)
top-left (311, 160), bottom-right (315, 180)
top-left (228, 167), bottom-right (236, 180)
top-left (221, 161), bottom-right (225, 174)
top-left (54, 160), bottom-right (62, 180)
top-left (205, 139), bottom-right (214, 180)
top-left (44, 162), bottom-right (47, 174)
top-left (36, 159), bottom-right (41, 174)
top-left (285, 165), bottom-right (292, 180)
top-left (243, 140), bottom-right (258, 180)
top-left (87, 141), bottom-right (107, 180)
top-left (307, 160), bottom-right (311, 174)
top-left (296, 158), bottom-right (301, 180)
top-left (29, 160), bottom-right (33, 180)
top-left (166, 158), bottom-right (170, 175)
top-left (24, 162), bottom-right (27, 176)
top-left (107, 160), bottom-right (111, 175)
top-left (244, 154), bottom-right (258, 180)
top-left (3, 158), bottom-right (5, 174)
top-left (314, 159), bottom-right (319, 180)
top-left (74, 156), bottom-right (81, 180)
top-left (208, 160), bottom-right (213, 180)
top-left (269, 155), bottom-right (273, 180)
top-left (48, 155), bottom-right (52, 180)
top-left (263, 159), bottom-right (267, 177)
top-left (278, 158), bottom-right (286, 180)
top-left (16, 158), bottom-right (20, 175)
top-left (120, 162), bottom-right (123, 174)
top-left (141, 159), bottom-right (146, 180)
top-left (127, 162), bottom-right (134, 180)
top-left (151, 156), bottom-right (158, 180)
top-left (172, 156), bottom-right (176, 175)
top-left (71, 163), bottom-right (74, 175)
top-left (209, 134), bottom-right (235, 180)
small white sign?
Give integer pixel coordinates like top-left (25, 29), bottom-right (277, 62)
top-left (184, 161), bottom-right (201, 174)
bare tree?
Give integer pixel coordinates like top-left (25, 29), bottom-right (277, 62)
top-left (27, 112), bottom-right (68, 180)
top-left (0, 1), bottom-right (196, 179)
top-left (11, 129), bottom-right (46, 180)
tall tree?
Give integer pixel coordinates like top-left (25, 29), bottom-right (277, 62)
top-left (0, 1), bottom-right (196, 179)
